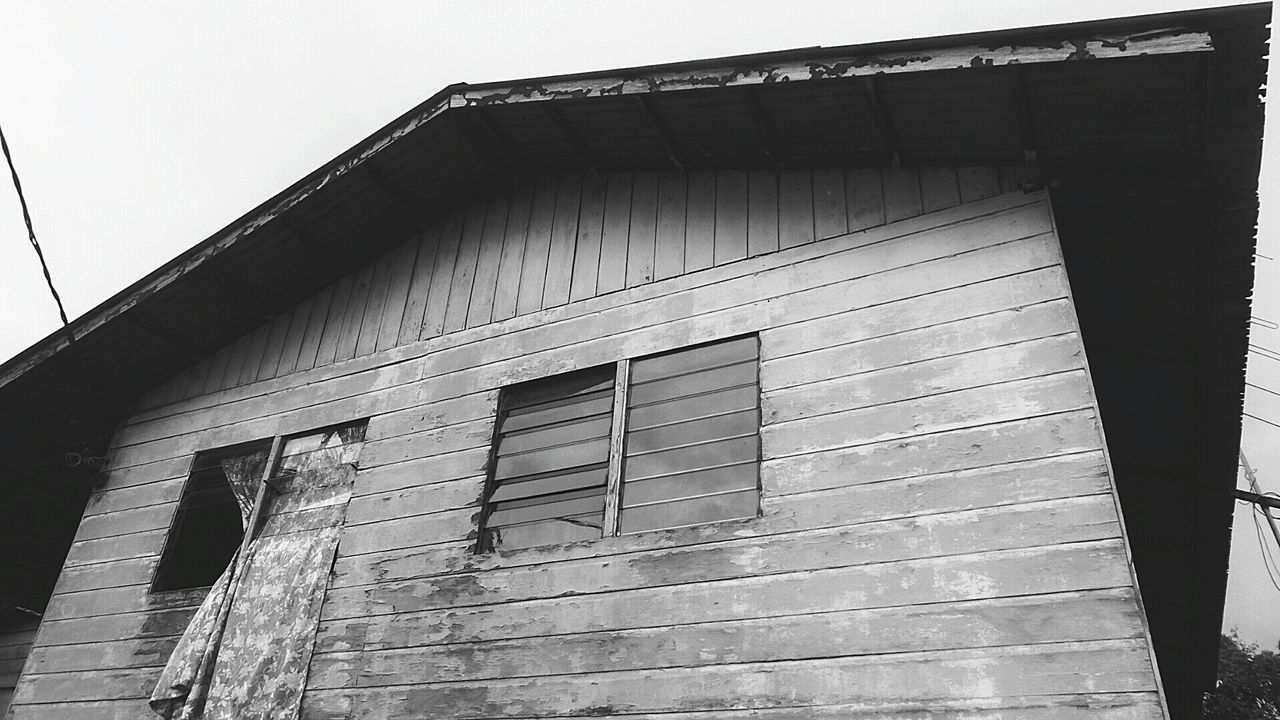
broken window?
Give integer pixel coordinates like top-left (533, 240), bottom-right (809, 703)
top-left (151, 441), bottom-right (272, 592)
top-left (150, 419), bottom-right (366, 720)
top-left (479, 336), bottom-right (760, 552)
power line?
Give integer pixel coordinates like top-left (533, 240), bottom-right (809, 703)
top-left (1245, 381), bottom-right (1280, 399)
top-left (0, 120), bottom-right (74, 346)
top-left (1243, 412), bottom-right (1280, 430)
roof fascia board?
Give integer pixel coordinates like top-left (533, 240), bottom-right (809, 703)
top-left (452, 27), bottom-right (1212, 107)
top-left (0, 23), bottom-right (1215, 388)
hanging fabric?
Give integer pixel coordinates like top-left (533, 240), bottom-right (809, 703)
top-left (150, 425), bottom-right (363, 719)
top-left (149, 450), bottom-right (266, 719)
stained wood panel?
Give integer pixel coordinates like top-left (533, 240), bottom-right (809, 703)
top-left (141, 166), bottom-right (1028, 408)
top-left (13, 179), bottom-right (1163, 720)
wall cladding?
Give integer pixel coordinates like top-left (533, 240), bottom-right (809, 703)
top-left (140, 166), bottom-right (1028, 409)
top-left (9, 177), bottom-right (1165, 719)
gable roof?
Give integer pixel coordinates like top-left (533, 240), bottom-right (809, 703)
top-left (0, 6), bottom-right (1266, 719)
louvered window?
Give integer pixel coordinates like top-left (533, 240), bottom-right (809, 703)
top-left (479, 336), bottom-right (760, 552)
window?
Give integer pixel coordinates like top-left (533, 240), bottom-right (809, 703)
top-left (479, 335), bottom-right (760, 551)
top-left (152, 440), bottom-right (272, 592)
top-left (151, 420), bottom-right (367, 592)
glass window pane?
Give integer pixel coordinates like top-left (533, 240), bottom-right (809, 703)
top-left (629, 336), bottom-right (757, 384)
top-left (621, 488), bottom-right (759, 534)
top-left (628, 360), bottom-right (757, 407)
top-left (621, 463), bottom-right (758, 508)
top-left (490, 467), bottom-right (607, 503)
top-left (625, 409), bottom-right (757, 456)
top-left (628, 385), bottom-right (757, 431)
top-left (498, 414), bottom-right (612, 455)
top-left (619, 337), bottom-right (761, 536)
top-left (481, 364), bottom-right (616, 551)
top-left (623, 435), bottom-right (757, 482)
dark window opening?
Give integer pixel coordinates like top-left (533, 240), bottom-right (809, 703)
top-left (151, 440), bottom-right (271, 592)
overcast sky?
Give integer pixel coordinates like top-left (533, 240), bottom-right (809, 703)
top-left (0, 1), bottom-right (1276, 648)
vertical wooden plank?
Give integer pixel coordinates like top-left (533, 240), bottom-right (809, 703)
top-left (684, 171), bottom-right (716, 272)
top-left (200, 344), bottom-right (233, 396)
top-left (422, 209), bottom-right (466, 339)
top-left (596, 172), bottom-right (634, 295)
top-left (255, 311), bottom-right (293, 381)
top-left (625, 172), bottom-right (659, 288)
top-left (883, 167), bottom-right (923, 223)
top-left (778, 169), bottom-right (815, 250)
top-left (218, 329), bottom-right (251, 389)
top-left (846, 167), bottom-right (886, 232)
top-left (443, 200), bottom-right (487, 333)
top-left (999, 165), bottom-right (1027, 194)
top-left (375, 238), bottom-right (421, 352)
top-left (397, 225), bottom-right (440, 346)
top-left (570, 173), bottom-right (608, 302)
top-left (541, 174), bottom-right (581, 309)
top-left (713, 170), bottom-right (748, 264)
top-left (355, 252), bottom-right (396, 357)
top-left (335, 262), bottom-right (375, 361)
top-left (515, 177), bottom-right (558, 315)
top-left (492, 184), bottom-right (534, 322)
top-left (467, 194), bottom-right (511, 328)
top-left (958, 166), bottom-right (1001, 203)
top-left (180, 358), bottom-right (210, 400)
top-left (653, 171), bottom-right (687, 281)
top-left (602, 359), bottom-right (630, 538)
top-left (236, 323), bottom-right (272, 386)
top-left (275, 296), bottom-right (314, 377)
top-left (920, 167), bottom-right (961, 213)
top-left (314, 274), bottom-right (353, 367)
top-left (813, 168), bottom-right (848, 240)
top-left (295, 285), bottom-right (334, 372)
top-left (746, 169), bottom-right (778, 258)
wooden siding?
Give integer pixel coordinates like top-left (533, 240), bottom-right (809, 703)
top-left (9, 175), bottom-right (1165, 720)
top-left (137, 166), bottom-right (1028, 409)
top-left (0, 619), bottom-right (38, 719)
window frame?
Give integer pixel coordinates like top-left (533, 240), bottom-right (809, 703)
top-left (150, 419), bottom-right (369, 594)
top-left (477, 335), bottom-right (761, 553)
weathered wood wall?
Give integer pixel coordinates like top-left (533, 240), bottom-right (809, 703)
top-left (138, 166), bottom-right (1029, 409)
top-left (8, 171), bottom-right (1167, 719)
top-left (0, 620), bottom-right (38, 719)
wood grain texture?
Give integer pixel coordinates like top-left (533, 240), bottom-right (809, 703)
top-left (22, 182), bottom-right (1164, 720)
top-left (144, 167), bottom-right (1033, 406)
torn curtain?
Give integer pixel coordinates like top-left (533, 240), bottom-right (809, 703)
top-left (149, 461), bottom-right (356, 719)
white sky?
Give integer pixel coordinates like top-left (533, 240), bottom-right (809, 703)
top-left (0, 1), bottom-right (1275, 648)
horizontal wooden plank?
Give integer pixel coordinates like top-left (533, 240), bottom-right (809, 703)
top-left (74, 502), bottom-right (174, 542)
top-left (61, 529), bottom-right (165, 568)
top-left (761, 265), bottom-right (1068, 363)
top-left (310, 589), bottom-right (1143, 688)
top-left (328, 414), bottom-right (1105, 588)
top-left (23, 635), bottom-right (177, 675)
top-left (345, 474), bottom-right (485, 527)
top-left (763, 370), bottom-right (1093, 460)
top-left (315, 540), bottom-right (1132, 652)
top-left (764, 331), bottom-right (1082, 425)
top-left (52, 557), bottom-right (157, 595)
top-left (299, 639), bottom-right (1156, 719)
top-left (358, 417), bottom-right (496, 469)
top-left (12, 665), bottom-right (155, 704)
top-left (321, 494), bottom-right (1119, 621)
top-left (765, 407), bottom-right (1101, 496)
top-left (36, 604), bottom-right (197, 647)
top-left (760, 297), bottom-right (1075, 391)
top-left (352, 446), bottom-right (490, 498)
top-left (16, 694), bottom-right (1164, 720)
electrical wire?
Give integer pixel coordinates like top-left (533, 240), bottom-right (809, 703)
top-left (0, 120), bottom-right (74, 345)
top-left (1254, 505), bottom-right (1280, 592)
top-left (1243, 412), bottom-right (1280, 430)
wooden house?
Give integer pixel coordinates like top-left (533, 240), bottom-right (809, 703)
top-left (0, 5), bottom-right (1268, 720)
